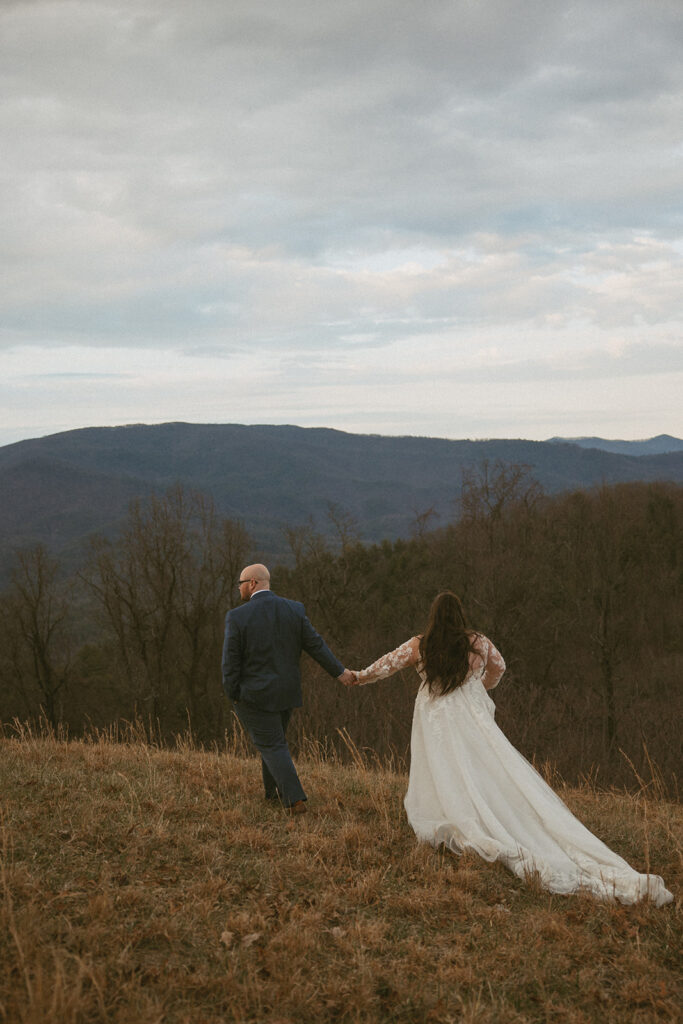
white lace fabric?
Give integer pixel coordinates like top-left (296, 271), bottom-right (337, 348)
top-left (356, 636), bottom-right (421, 684)
top-left (357, 634), bottom-right (673, 906)
top-left (356, 633), bottom-right (506, 690)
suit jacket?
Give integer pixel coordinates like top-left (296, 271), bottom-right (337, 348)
top-left (221, 590), bottom-right (345, 711)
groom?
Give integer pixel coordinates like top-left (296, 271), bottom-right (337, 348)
top-left (222, 564), bottom-right (355, 814)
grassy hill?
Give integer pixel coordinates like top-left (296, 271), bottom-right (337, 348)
top-left (2, 423), bottom-right (683, 570)
top-left (1, 727), bottom-right (680, 1023)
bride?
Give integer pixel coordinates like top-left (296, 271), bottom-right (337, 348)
top-left (351, 591), bottom-right (673, 906)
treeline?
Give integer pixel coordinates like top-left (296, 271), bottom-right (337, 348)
top-left (0, 468), bottom-right (681, 792)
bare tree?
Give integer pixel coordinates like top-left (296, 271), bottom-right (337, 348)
top-left (281, 503), bottom-right (366, 647)
top-left (548, 483), bottom-right (681, 754)
top-left (459, 460), bottom-right (543, 538)
top-left (82, 487), bottom-right (249, 740)
top-left (0, 545), bottom-right (73, 728)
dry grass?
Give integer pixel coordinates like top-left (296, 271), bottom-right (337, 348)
top-left (0, 725), bottom-right (681, 1024)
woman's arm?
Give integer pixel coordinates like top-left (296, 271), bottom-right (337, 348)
top-left (355, 637), bottom-right (420, 685)
top-left (476, 635), bottom-right (506, 690)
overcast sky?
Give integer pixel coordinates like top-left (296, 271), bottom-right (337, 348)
top-left (1, 0), bottom-right (682, 446)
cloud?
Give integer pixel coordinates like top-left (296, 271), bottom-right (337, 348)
top-left (1, 0), bottom-right (682, 442)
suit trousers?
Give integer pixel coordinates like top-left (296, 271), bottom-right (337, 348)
top-left (233, 702), bottom-right (306, 807)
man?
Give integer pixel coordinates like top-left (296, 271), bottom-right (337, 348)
top-left (222, 563), bottom-right (355, 814)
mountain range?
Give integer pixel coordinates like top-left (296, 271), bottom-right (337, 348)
top-left (1, 424), bottom-right (681, 574)
top-left (547, 434), bottom-right (683, 456)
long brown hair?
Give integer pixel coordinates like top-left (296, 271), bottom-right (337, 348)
top-left (418, 591), bottom-right (480, 697)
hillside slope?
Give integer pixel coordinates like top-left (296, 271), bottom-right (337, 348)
top-left (1, 730), bottom-right (680, 1024)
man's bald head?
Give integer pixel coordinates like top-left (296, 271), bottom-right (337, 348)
top-left (237, 564), bottom-right (271, 598)
top-left (242, 563), bottom-right (270, 586)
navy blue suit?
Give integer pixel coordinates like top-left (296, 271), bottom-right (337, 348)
top-left (222, 590), bottom-right (344, 805)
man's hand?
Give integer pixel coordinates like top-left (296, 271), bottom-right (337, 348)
top-left (337, 669), bottom-right (357, 687)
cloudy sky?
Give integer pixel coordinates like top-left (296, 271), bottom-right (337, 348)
top-left (2, 0), bottom-right (682, 446)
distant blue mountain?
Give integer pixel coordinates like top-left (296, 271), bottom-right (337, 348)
top-left (1, 423), bottom-right (682, 574)
top-left (547, 434), bottom-right (683, 456)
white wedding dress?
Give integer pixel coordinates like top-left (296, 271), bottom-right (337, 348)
top-left (357, 635), bottom-right (673, 906)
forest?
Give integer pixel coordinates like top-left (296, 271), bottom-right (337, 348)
top-left (1, 463), bottom-right (681, 793)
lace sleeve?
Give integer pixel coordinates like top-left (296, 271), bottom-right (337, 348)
top-left (476, 635), bottom-right (506, 690)
top-left (356, 637), bottom-right (420, 686)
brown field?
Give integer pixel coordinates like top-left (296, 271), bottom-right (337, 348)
top-left (1, 725), bottom-right (681, 1024)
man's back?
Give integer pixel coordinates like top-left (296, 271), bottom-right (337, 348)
top-left (222, 590), bottom-right (343, 710)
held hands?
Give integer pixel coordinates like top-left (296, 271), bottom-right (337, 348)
top-left (338, 669), bottom-right (359, 687)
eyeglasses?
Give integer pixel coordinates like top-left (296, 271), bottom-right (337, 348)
top-left (236, 577), bottom-right (253, 588)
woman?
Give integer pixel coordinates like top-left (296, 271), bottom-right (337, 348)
top-left (352, 591), bottom-right (673, 906)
